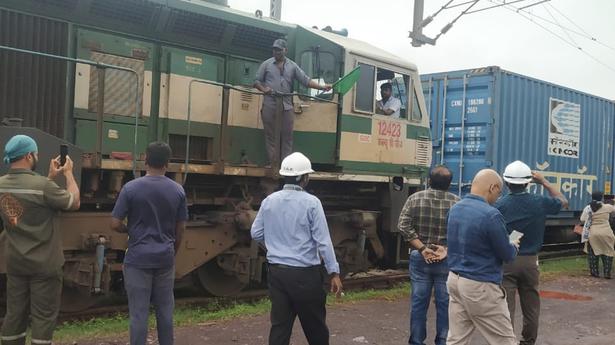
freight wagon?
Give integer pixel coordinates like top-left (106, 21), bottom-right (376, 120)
top-left (421, 66), bottom-right (615, 245)
top-left (0, 0), bottom-right (432, 311)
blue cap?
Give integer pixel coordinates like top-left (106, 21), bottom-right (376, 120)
top-left (3, 135), bottom-right (38, 164)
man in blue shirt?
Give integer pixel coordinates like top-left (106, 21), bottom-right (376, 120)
top-left (495, 161), bottom-right (568, 345)
top-left (111, 142), bottom-right (188, 345)
top-left (251, 152), bottom-right (342, 345)
top-left (447, 169), bottom-right (519, 345)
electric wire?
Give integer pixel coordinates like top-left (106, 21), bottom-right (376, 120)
top-left (513, 8), bottom-right (615, 74)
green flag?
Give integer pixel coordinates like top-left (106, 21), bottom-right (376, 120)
top-left (332, 66), bottom-right (361, 96)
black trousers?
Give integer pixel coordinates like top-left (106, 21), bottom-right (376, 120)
top-left (267, 264), bottom-right (329, 345)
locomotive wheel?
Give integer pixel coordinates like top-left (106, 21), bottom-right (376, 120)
top-left (60, 287), bottom-right (98, 313)
top-left (196, 260), bottom-right (247, 296)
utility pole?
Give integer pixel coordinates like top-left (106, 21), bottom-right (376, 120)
top-left (410, 0), bottom-right (436, 47)
top-left (270, 0), bottom-right (282, 20)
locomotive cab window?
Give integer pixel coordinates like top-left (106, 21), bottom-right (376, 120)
top-left (354, 63), bottom-right (376, 113)
top-left (299, 50), bottom-right (336, 100)
top-left (375, 70), bottom-right (409, 119)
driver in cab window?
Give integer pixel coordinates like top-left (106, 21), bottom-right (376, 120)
top-left (376, 82), bottom-right (401, 118)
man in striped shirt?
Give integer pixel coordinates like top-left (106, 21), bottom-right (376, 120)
top-left (398, 165), bottom-right (460, 345)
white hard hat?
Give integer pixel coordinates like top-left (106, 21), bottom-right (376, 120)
top-left (279, 152), bottom-right (315, 176)
top-left (503, 160), bottom-right (533, 184)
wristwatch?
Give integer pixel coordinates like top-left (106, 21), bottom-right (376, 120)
top-left (418, 245), bottom-right (427, 253)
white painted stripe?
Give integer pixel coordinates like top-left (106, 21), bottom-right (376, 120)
top-left (0, 189), bottom-right (43, 195)
top-left (64, 193), bottom-right (74, 210)
top-left (1, 332), bottom-right (26, 341)
top-left (31, 339), bottom-right (52, 344)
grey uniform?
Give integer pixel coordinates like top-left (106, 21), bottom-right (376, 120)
top-left (255, 57), bottom-right (311, 164)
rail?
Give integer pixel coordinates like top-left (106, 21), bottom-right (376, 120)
top-left (0, 45), bottom-right (141, 178)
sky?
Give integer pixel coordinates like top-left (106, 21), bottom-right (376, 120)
top-left (227, 0), bottom-right (615, 100)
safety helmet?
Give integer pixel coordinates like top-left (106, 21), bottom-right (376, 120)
top-left (279, 152), bottom-right (315, 176)
top-left (503, 160), bottom-right (533, 184)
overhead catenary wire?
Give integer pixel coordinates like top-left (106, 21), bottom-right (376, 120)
top-left (546, 2), bottom-right (615, 53)
top-left (543, 3), bottom-right (577, 47)
top-left (511, 7), bottom-right (615, 74)
top-left (487, 0), bottom-right (615, 52)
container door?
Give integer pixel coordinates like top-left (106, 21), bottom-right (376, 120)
top-left (422, 73), bottom-right (495, 195)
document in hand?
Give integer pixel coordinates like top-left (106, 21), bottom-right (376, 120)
top-left (509, 230), bottom-right (524, 242)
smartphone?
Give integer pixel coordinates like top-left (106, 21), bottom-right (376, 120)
top-left (509, 230), bottom-right (524, 242)
top-left (60, 144), bottom-right (68, 166)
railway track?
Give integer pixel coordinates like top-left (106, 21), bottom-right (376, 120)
top-left (58, 270), bottom-right (410, 323)
top-left (3, 247), bottom-right (583, 324)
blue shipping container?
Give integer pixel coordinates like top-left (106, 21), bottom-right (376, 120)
top-left (421, 66), bottom-right (615, 213)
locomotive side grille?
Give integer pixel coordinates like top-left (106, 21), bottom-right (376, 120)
top-left (240, 92), bottom-right (253, 103)
top-left (88, 52), bottom-right (144, 117)
top-left (89, 0), bottom-right (156, 26)
top-left (0, 9), bottom-right (68, 137)
top-left (32, 0), bottom-right (78, 10)
top-left (232, 24), bottom-right (282, 57)
top-left (415, 138), bottom-right (431, 166)
top-left (170, 10), bottom-right (226, 44)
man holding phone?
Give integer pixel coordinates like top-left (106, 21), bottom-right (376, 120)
top-left (0, 135), bottom-right (80, 345)
top-left (496, 161), bottom-right (568, 345)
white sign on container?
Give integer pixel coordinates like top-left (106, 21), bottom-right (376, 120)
top-left (548, 98), bottom-right (580, 158)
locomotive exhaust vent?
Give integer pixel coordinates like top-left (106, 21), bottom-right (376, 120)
top-left (415, 138), bottom-right (430, 166)
top-left (240, 92), bottom-right (253, 102)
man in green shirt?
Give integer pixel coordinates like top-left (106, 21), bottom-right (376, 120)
top-left (0, 135), bottom-right (80, 345)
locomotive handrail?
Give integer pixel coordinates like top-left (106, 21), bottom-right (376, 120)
top-left (187, 79), bottom-right (340, 105)
top-left (0, 45), bottom-right (141, 178)
top-left (183, 78), bottom-right (340, 184)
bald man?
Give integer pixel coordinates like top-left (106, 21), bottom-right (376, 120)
top-left (446, 169), bottom-right (519, 345)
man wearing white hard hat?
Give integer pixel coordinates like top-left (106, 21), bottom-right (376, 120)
top-left (495, 161), bottom-right (568, 345)
top-left (251, 152), bottom-right (342, 345)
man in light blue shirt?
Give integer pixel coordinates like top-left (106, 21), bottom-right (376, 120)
top-left (251, 152), bottom-right (342, 345)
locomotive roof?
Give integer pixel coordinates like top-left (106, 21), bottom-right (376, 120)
top-left (301, 26), bottom-right (417, 72)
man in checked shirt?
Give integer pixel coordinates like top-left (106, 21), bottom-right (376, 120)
top-left (398, 165), bottom-right (460, 345)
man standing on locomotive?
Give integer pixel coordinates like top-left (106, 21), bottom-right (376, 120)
top-left (398, 165), bottom-right (459, 345)
top-left (251, 152), bottom-right (342, 345)
top-left (111, 142), bottom-right (188, 345)
top-left (0, 135), bottom-right (80, 345)
top-left (495, 161), bottom-right (567, 345)
top-left (254, 39), bottom-right (332, 166)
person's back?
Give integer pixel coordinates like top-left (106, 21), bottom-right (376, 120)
top-left (118, 175), bottom-right (185, 268)
top-left (495, 162), bottom-right (567, 345)
top-left (250, 152), bottom-right (341, 345)
top-left (0, 171), bottom-right (68, 274)
top-left (111, 141), bottom-right (187, 345)
top-left (257, 186), bottom-right (337, 272)
top-left (0, 134), bottom-right (80, 345)
top-left (495, 192), bottom-right (562, 255)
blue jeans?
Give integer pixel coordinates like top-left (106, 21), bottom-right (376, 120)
top-left (123, 265), bottom-right (175, 345)
top-left (409, 250), bottom-right (449, 345)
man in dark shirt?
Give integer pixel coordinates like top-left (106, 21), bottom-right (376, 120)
top-left (0, 135), bottom-right (80, 345)
top-left (447, 169), bottom-right (519, 345)
top-left (111, 142), bottom-right (188, 345)
top-left (254, 39), bottom-right (331, 166)
top-left (398, 166), bottom-right (459, 345)
top-left (495, 160), bottom-right (568, 345)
